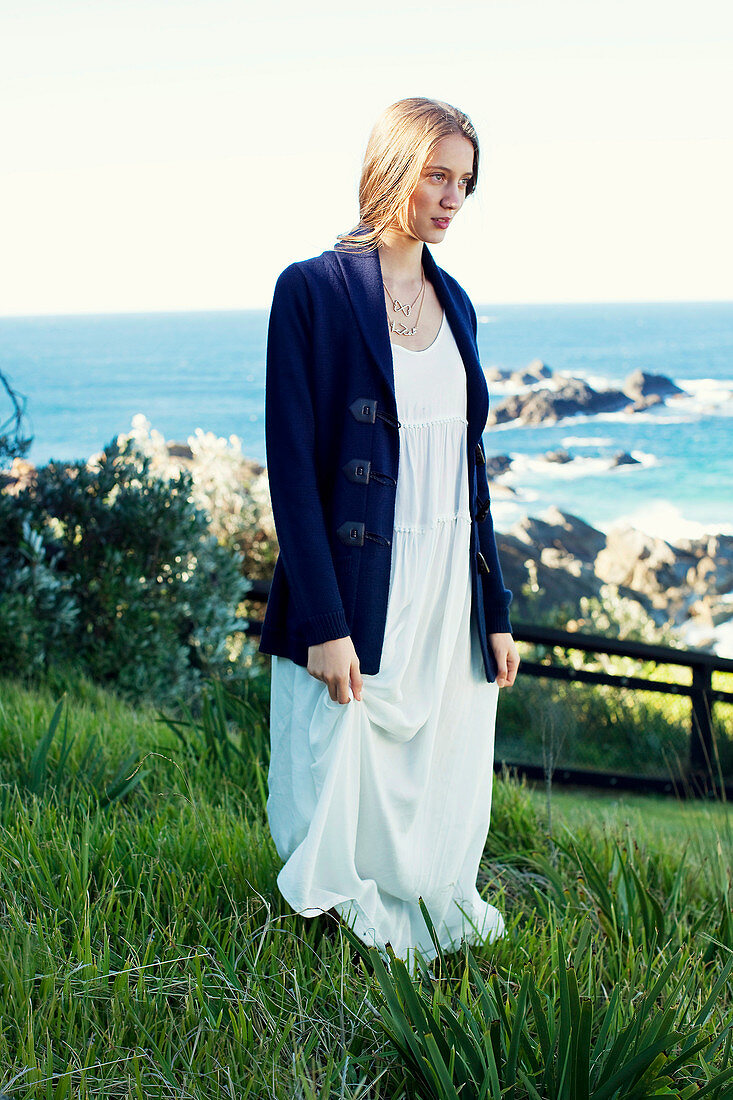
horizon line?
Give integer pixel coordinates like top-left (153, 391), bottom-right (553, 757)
top-left (1, 297), bottom-right (733, 320)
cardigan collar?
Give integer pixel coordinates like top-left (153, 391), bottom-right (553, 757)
top-left (331, 242), bottom-right (488, 448)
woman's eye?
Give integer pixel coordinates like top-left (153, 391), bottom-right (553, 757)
top-left (431, 173), bottom-right (444, 181)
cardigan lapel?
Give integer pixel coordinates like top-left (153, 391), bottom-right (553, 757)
top-left (332, 246), bottom-right (395, 400)
top-left (332, 242), bottom-right (489, 448)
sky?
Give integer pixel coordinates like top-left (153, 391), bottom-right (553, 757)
top-left (1, 0), bottom-right (732, 315)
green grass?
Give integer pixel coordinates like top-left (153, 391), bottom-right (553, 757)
top-left (524, 782), bottom-right (733, 850)
top-left (0, 668), bottom-right (732, 1098)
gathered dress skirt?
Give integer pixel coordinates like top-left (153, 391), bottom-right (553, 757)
top-left (266, 313), bottom-right (505, 965)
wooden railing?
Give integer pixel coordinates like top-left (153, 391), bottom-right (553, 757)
top-left (244, 579), bottom-right (733, 799)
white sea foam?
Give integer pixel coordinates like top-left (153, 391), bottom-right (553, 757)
top-left (502, 450), bottom-right (657, 481)
top-left (490, 499), bottom-right (528, 529)
top-left (679, 377), bottom-right (733, 394)
top-left (677, 616), bottom-right (733, 660)
top-left (478, 315), bottom-right (499, 324)
top-left (671, 379), bottom-right (733, 414)
top-left (594, 408), bottom-right (694, 425)
top-left (602, 501), bottom-right (733, 543)
top-left (561, 435), bottom-right (615, 447)
top-left (629, 450), bottom-right (658, 467)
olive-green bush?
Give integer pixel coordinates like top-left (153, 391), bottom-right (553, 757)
top-left (0, 435), bottom-right (252, 708)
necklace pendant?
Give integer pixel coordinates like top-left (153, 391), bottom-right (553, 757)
top-left (390, 320), bottom-right (417, 336)
top-left (392, 299), bottom-right (411, 316)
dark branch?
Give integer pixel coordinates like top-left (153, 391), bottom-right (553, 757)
top-left (0, 369), bottom-right (33, 467)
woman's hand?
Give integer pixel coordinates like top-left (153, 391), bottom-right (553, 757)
top-left (307, 637), bottom-right (363, 704)
top-left (488, 632), bottom-right (520, 688)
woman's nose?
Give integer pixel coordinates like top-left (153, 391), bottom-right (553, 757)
top-left (441, 185), bottom-right (461, 209)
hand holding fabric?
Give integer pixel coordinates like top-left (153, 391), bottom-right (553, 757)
top-left (488, 632), bottom-right (520, 687)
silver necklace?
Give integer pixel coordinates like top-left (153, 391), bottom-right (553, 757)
top-left (383, 272), bottom-right (426, 336)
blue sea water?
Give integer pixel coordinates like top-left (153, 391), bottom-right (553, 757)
top-left (1, 301), bottom-right (731, 541)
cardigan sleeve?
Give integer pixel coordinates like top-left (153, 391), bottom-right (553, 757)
top-left (465, 295), bottom-right (514, 635)
top-left (264, 263), bottom-right (351, 646)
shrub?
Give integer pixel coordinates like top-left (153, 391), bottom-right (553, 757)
top-left (0, 497), bottom-right (80, 674)
top-left (0, 434), bottom-right (253, 707)
top-left (115, 413), bottom-right (278, 579)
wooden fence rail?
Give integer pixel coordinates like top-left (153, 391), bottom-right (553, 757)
top-left (244, 579), bottom-right (733, 799)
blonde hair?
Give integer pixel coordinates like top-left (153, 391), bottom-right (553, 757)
top-left (336, 97), bottom-right (479, 253)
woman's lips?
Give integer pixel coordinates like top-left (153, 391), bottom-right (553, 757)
top-left (432, 218), bottom-right (450, 229)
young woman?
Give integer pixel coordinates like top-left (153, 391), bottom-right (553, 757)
top-left (259, 97), bottom-right (520, 966)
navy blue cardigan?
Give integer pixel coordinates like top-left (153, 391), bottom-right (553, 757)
top-left (258, 242), bottom-right (513, 682)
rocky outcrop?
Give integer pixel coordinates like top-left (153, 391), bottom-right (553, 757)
top-left (610, 451), bottom-right (640, 466)
top-left (486, 368), bottom-right (686, 427)
top-left (594, 526), bottom-right (695, 618)
top-left (485, 454), bottom-right (513, 478)
top-left (485, 359), bottom-right (553, 386)
top-left (495, 530), bottom-right (604, 613)
top-left (484, 367), bottom-right (512, 383)
top-left (487, 377), bottom-right (629, 426)
top-left (498, 508), bottom-right (733, 644)
top-left (545, 448), bottom-right (573, 464)
top-left (512, 507), bottom-right (608, 563)
top-left (510, 359), bottom-right (554, 386)
top-left (496, 510), bottom-right (609, 625)
top-left (623, 370), bottom-right (685, 402)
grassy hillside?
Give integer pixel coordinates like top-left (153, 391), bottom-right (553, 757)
top-left (0, 669), bottom-right (732, 1098)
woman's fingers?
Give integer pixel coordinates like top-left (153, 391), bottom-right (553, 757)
top-left (337, 679), bottom-right (353, 704)
top-left (307, 637), bottom-right (363, 703)
top-left (351, 657), bottom-right (363, 702)
top-left (505, 646), bottom-right (520, 687)
top-left (488, 632), bottom-right (521, 688)
top-left (495, 652), bottom-right (509, 687)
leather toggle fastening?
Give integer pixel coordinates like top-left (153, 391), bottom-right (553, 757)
top-left (476, 497), bottom-right (491, 522)
top-left (349, 398), bottom-right (377, 423)
top-left (475, 440), bottom-right (486, 466)
top-left (349, 397), bottom-right (401, 429)
top-left (477, 550), bottom-right (491, 575)
top-left (343, 458), bottom-right (370, 483)
top-left (342, 458), bottom-right (396, 486)
top-left (337, 521), bottom-right (391, 548)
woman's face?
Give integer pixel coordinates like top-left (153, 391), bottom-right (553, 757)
top-left (403, 133), bottom-right (475, 244)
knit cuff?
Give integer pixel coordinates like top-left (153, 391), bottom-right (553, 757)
top-left (484, 606), bottom-right (513, 636)
top-left (298, 607), bottom-right (351, 647)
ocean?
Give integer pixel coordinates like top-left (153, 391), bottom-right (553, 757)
top-left (1, 301), bottom-right (731, 543)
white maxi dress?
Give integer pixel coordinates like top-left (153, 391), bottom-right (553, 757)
top-left (266, 313), bottom-right (505, 965)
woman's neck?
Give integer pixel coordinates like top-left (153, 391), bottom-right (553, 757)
top-left (377, 229), bottom-right (424, 286)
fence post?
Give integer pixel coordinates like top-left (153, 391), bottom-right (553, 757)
top-left (689, 661), bottom-right (714, 780)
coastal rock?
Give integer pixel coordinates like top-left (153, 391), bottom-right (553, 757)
top-left (496, 507), bottom-right (732, 643)
top-left (545, 448), bottom-right (573, 464)
top-left (524, 358), bottom-right (553, 381)
top-left (510, 507), bottom-right (608, 563)
top-left (485, 453), bottom-right (513, 478)
top-left (610, 451), bottom-right (640, 466)
top-left (487, 377), bottom-right (629, 426)
top-left (509, 360), bottom-right (553, 386)
top-left (486, 368), bottom-right (687, 427)
top-left (675, 534), bottom-right (733, 595)
top-left (494, 531), bottom-right (604, 616)
top-left (485, 359), bottom-right (553, 387)
top-left (623, 370), bottom-right (685, 401)
top-left (485, 367), bottom-right (512, 383)
top-left (167, 441), bottom-right (194, 460)
top-left (165, 439), bottom-right (266, 480)
top-left (593, 525), bottom-right (709, 623)
top-left (627, 393), bottom-right (663, 412)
